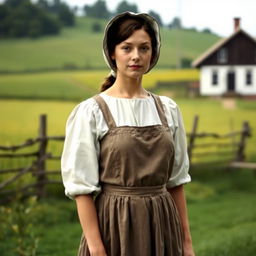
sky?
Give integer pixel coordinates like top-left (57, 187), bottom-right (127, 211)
top-left (61, 0), bottom-right (256, 37)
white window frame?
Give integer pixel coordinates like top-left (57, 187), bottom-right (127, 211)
top-left (246, 70), bottom-right (253, 86)
top-left (217, 48), bottom-right (228, 63)
top-left (212, 70), bottom-right (218, 85)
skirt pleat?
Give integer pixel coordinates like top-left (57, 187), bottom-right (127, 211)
top-left (78, 192), bottom-right (183, 256)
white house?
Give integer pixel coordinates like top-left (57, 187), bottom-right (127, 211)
top-left (192, 18), bottom-right (256, 97)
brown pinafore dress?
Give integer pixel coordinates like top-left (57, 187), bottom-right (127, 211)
top-left (78, 93), bottom-right (184, 256)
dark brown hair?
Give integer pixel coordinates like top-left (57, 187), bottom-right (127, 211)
top-left (100, 16), bottom-right (158, 92)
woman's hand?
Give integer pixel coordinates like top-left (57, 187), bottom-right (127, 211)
top-left (183, 239), bottom-right (195, 256)
top-left (89, 245), bottom-right (107, 256)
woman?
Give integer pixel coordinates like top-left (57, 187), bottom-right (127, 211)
top-left (61, 12), bottom-right (194, 256)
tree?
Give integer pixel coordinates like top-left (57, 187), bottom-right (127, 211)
top-left (116, 0), bottom-right (138, 14)
top-left (168, 17), bottom-right (182, 29)
top-left (148, 10), bottom-right (163, 27)
top-left (84, 0), bottom-right (110, 19)
top-left (202, 28), bottom-right (212, 34)
top-left (0, 4), bottom-right (9, 36)
top-left (28, 19), bottom-right (42, 38)
top-left (73, 5), bottom-right (79, 16)
top-left (37, 0), bottom-right (75, 27)
top-left (40, 13), bottom-right (60, 35)
top-left (57, 3), bottom-right (75, 26)
top-left (37, 0), bottom-right (49, 10)
top-left (0, 0), bottom-right (61, 38)
top-left (4, 0), bottom-right (28, 8)
top-left (4, 1), bottom-right (42, 37)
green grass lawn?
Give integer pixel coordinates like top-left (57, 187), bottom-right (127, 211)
top-left (0, 17), bottom-right (220, 72)
top-left (0, 18), bottom-right (106, 72)
top-left (188, 168), bottom-right (256, 255)
top-left (1, 168), bottom-right (255, 256)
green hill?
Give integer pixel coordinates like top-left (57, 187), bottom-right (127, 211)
top-left (0, 17), bottom-right (220, 73)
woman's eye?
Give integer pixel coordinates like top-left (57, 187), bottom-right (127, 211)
top-left (141, 46), bottom-right (150, 51)
top-left (122, 46), bottom-right (130, 51)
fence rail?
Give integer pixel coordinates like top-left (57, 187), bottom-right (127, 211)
top-left (0, 114), bottom-right (252, 202)
top-left (187, 115), bottom-right (251, 165)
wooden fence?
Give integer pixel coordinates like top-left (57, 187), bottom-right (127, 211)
top-left (0, 115), bottom-right (64, 202)
top-left (187, 115), bottom-right (252, 167)
top-left (0, 114), bottom-right (253, 202)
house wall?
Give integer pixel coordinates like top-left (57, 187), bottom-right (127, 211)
top-left (200, 65), bottom-right (256, 95)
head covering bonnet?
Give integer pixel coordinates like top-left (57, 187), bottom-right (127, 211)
top-left (102, 12), bottom-right (161, 76)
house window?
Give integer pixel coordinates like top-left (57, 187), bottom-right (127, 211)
top-left (246, 70), bottom-right (253, 85)
top-left (212, 70), bottom-right (218, 85)
top-left (217, 48), bottom-right (228, 63)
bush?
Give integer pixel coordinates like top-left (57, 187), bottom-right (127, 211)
top-left (91, 22), bottom-right (102, 33)
top-left (62, 62), bottom-right (79, 70)
top-left (0, 195), bottom-right (41, 256)
top-left (181, 57), bottom-right (192, 68)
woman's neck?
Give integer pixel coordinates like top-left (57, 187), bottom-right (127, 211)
top-left (104, 75), bottom-right (148, 99)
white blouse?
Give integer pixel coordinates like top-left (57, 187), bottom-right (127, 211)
top-left (61, 93), bottom-right (191, 199)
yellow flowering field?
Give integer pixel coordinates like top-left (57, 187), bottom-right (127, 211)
top-left (0, 69), bottom-right (199, 100)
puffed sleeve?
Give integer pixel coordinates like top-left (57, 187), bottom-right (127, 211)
top-left (160, 96), bottom-right (191, 188)
top-left (61, 98), bottom-right (101, 199)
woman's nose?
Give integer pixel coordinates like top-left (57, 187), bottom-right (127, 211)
top-left (131, 48), bottom-right (140, 60)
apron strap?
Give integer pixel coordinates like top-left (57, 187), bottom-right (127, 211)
top-left (93, 95), bottom-right (117, 129)
top-left (150, 93), bottom-right (169, 127)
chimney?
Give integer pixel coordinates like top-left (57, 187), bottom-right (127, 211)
top-left (234, 17), bottom-right (241, 32)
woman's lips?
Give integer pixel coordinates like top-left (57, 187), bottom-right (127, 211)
top-left (128, 65), bottom-right (142, 70)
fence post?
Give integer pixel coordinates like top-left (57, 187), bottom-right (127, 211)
top-left (37, 114), bottom-right (48, 198)
top-left (235, 121), bottom-right (251, 161)
top-left (187, 115), bottom-right (199, 164)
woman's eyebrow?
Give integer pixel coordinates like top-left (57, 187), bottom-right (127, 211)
top-left (122, 41), bottom-right (151, 45)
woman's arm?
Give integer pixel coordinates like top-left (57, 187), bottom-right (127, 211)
top-left (75, 194), bottom-right (107, 256)
top-left (168, 185), bottom-right (195, 256)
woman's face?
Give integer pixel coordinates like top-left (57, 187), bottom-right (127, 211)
top-left (111, 29), bottom-right (152, 79)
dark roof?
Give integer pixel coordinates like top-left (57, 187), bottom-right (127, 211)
top-left (192, 28), bottom-right (256, 68)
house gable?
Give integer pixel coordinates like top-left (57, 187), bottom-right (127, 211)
top-left (192, 30), bottom-right (256, 68)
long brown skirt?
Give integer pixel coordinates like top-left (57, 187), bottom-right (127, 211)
top-left (78, 185), bottom-right (183, 256)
